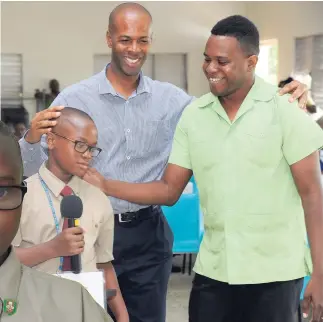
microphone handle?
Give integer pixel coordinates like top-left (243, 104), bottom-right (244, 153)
top-left (67, 218), bottom-right (75, 228)
top-left (67, 218), bottom-right (82, 274)
top-left (71, 254), bottom-right (82, 274)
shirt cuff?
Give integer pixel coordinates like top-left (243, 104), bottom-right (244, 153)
top-left (96, 252), bottom-right (114, 264)
top-left (19, 130), bottom-right (41, 152)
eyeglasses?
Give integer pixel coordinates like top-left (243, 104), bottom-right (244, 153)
top-left (0, 181), bottom-right (27, 211)
top-left (52, 132), bottom-right (102, 157)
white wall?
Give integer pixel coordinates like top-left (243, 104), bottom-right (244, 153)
top-left (1, 1), bottom-right (246, 117)
top-left (246, 1), bottom-right (323, 81)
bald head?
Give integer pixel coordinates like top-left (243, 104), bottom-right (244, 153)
top-left (53, 107), bottom-right (95, 133)
top-left (108, 2), bottom-right (152, 34)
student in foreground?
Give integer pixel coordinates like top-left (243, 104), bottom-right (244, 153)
top-left (0, 121), bottom-right (114, 321)
top-left (13, 108), bottom-right (128, 322)
top-left (84, 16), bottom-right (323, 322)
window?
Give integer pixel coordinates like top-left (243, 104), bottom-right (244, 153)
top-left (255, 39), bottom-right (278, 85)
top-left (0, 54), bottom-right (23, 106)
top-left (93, 53), bottom-right (188, 91)
top-left (293, 34), bottom-right (323, 109)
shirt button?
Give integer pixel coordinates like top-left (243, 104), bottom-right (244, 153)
top-left (126, 156), bottom-right (131, 160)
top-left (29, 147), bottom-right (34, 151)
top-left (126, 129), bottom-right (131, 133)
top-left (125, 101), bottom-right (129, 105)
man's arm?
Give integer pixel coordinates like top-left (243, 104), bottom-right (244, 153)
top-left (291, 152), bottom-right (323, 274)
top-left (84, 164), bottom-right (192, 206)
top-left (290, 152), bottom-right (323, 321)
top-left (97, 262), bottom-right (128, 322)
top-left (278, 93), bottom-right (323, 321)
top-left (19, 97), bottom-right (66, 177)
top-left (278, 79), bottom-right (308, 109)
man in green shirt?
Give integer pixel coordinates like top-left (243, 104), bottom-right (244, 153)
top-left (84, 15), bottom-right (323, 322)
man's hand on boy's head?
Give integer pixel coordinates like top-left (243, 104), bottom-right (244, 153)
top-left (25, 106), bottom-right (64, 144)
top-left (83, 168), bottom-right (105, 191)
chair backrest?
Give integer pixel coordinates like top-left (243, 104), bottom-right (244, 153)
top-left (162, 176), bottom-right (204, 254)
top-left (300, 276), bottom-right (310, 300)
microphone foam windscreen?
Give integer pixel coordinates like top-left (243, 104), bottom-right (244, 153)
top-left (60, 195), bottom-right (83, 219)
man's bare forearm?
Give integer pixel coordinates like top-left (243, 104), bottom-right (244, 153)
top-left (102, 179), bottom-right (179, 206)
top-left (302, 190), bottom-right (323, 275)
top-left (15, 241), bottom-right (56, 267)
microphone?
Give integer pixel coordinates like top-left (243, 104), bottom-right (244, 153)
top-left (60, 195), bottom-right (83, 274)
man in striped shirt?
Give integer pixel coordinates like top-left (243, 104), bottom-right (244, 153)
top-left (19, 3), bottom-right (309, 322)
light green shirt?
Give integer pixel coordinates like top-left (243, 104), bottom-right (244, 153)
top-left (169, 76), bottom-right (323, 285)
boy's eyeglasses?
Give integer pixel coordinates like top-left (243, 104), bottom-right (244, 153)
top-left (51, 132), bottom-right (102, 157)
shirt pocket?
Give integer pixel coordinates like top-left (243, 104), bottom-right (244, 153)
top-left (236, 125), bottom-right (283, 168)
top-left (140, 120), bottom-right (171, 154)
top-left (189, 133), bottom-right (225, 171)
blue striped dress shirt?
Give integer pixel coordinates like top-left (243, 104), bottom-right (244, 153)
top-left (19, 66), bottom-right (194, 213)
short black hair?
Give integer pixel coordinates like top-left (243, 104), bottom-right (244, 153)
top-left (211, 15), bottom-right (260, 56)
top-left (109, 2), bottom-right (152, 33)
top-left (53, 107), bottom-right (95, 132)
top-left (0, 121), bottom-right (23, 178)
top-left (60, 107), bottom-right (94, 122)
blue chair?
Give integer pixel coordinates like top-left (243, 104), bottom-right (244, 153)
top-left (162, 176), bottom-right (204, 274)
top-left (301, 276), bottom-right (310, 300)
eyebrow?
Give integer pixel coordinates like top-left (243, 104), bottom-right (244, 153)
top-left (76, 137), bottom-right (98, 146)
top-left (76, 137), bottom-right (88, 142)
top-left (118, 35), bottom-right (150, 40)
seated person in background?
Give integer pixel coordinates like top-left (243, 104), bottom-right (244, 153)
top-left (0, 121), bottom-right (113, 322)
top-left (13, 108), bottom-right (128, 322)
top-left (13, 122), bottom-right (27, 140)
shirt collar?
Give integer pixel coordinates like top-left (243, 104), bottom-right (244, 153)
top-left (197, 76), bottom-right (278, 123)
top-left (0, 247), bottom-right (22, 300)
top-left (38, 162), bottom-right (81, 198)
top-left (198, 76), bottom-right (278, 109)
top-left (98, 63), bottom-right (151, 96)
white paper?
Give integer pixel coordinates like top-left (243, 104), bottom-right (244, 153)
top-left (54, 271), bottom-right (106, 309)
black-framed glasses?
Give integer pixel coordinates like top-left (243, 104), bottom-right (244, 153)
top-left (52, 132), bottom-right (102, 157)
top-left (0, 181), bottom-right (27, 211)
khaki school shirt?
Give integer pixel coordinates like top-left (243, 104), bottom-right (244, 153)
top-left (0, 248), bottom-right (112, 322)
top-left (13, 163), bottom-right (114, 274)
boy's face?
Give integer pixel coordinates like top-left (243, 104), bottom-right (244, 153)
top-left (47, 119), bottom-right (99, 178)
top-left (0, 152), bottom-right (22, 259)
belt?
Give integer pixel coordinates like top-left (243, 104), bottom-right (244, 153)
top-left (114, 206), bottom-right (156, 223)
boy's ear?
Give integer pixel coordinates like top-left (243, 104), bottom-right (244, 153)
top-left (47, 132), bottom-right (55, 150)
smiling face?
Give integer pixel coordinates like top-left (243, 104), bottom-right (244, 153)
top-left (48, 117), bottom-right (98, 179)
top-left (107, 7), bottom-right (152, 77)
top-left (203, 35), bottom-right (258, 98)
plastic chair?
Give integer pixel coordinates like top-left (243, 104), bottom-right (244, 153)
top-left (162, 176), bottom-right (204, 274)
top-left (301, 276), bottom-right (310, 300)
